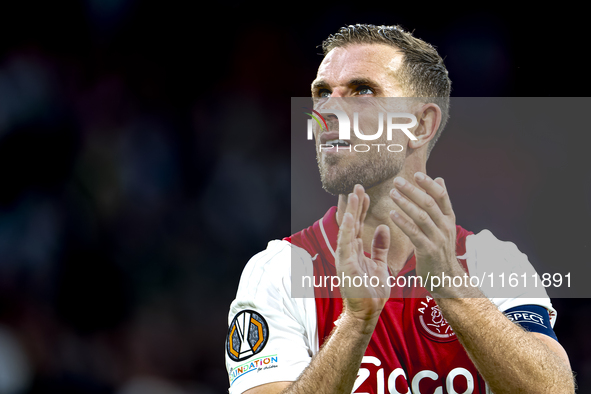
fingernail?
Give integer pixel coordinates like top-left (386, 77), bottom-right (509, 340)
top-left (415, 172), bottom-right (425, 181)
top-left (394, 177), bottom-right (406, 187)
top-left (391, 189), bottom-right (401, 199)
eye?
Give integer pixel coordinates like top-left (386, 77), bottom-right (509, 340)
top-left (319, 90), bottom-right (331, 98)
top-left (357, 86), bottom-right (374, 95)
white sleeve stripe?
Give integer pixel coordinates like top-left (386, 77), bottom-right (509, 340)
top-left (319, 218), bottom-right (335, 258)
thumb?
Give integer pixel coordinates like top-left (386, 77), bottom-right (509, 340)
top-left (371, 224), bottom-right (390, 266)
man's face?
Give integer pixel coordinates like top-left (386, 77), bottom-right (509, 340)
top-left (311, 43), bottom-right (410, 195)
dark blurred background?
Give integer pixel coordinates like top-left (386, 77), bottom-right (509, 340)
top-left (0, 2), bottom-right (589, 393)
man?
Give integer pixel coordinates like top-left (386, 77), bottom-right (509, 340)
top-left (225, 24), bottom-right (574, 393)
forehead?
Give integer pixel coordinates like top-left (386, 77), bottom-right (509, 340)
top-left (313, 43), bottom-right (405, 92)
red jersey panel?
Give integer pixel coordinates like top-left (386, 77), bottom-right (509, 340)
top-left (289, 206), bottom-right (485, 394)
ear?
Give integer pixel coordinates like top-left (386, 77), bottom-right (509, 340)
top-left (408, 103), bottom-right (442, 150)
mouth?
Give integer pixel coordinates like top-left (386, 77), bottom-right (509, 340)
top-left (324, 139), bottom-right (351, 147)
top-left (320, 131), bottom-right (350, 145)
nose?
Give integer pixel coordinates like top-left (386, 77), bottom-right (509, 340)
top-left (327, 88), bottom-right (346, 98)
top-left (314, 103), bottom-right (343, 131)
top-left (321, 113), bottom-right (339, 131)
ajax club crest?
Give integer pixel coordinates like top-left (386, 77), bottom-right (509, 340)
top-left (415, 296), bottom-right (457, 342)
top-left (226, 310), bottom-right (269, 362)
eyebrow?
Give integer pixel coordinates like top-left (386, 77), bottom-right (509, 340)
top-left (348, 78), bottom-right (379, 88)
top-left (311, 78), bottom-right (381, 91)
top-left (311, 80), bottom-right (330, 91)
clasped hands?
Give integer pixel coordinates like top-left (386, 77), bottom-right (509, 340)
top-left (336, 172), bottom-right (466, 323)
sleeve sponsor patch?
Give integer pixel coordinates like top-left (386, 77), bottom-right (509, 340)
top-left (228, 354), bottom-right (279, 386)
top-left (226, 310), bottom-right (269, 362)
top-left (504, 305), bottom-right (558, 340)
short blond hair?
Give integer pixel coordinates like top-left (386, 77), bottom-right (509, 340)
top-left (322, 24), bottom-right (451, 156)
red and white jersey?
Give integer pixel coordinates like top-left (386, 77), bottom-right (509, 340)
top-left (226, 206), bottom-right (556, 394)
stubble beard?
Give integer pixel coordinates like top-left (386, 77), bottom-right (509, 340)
top-left (316, 149), bottom-right (403, 196)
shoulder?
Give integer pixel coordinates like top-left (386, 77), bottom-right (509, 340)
top-left (462, 229), bottom-right (557, 325)
top-left (463, 229), bottom-right (534, 273)
top-left (235, 240), bottom-right (314, 301)
top-left (229, 239), bottom-right (317, 332)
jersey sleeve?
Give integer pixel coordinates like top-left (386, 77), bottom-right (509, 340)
top-left (225, 240), bottom-right (318, 394)
top-left (462, 230), bottom-right (557, 327)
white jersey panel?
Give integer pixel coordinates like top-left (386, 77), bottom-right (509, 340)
top-left (226, 240), bottom-right (318, 394)
top-left (463, 230), bottom-right (557, 327)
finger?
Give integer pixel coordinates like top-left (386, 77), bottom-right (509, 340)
top-left (389, 209), bottom-right (430, 248)
top-left (414, 172), bottom-right (454, 217)
top-left (371, 224), bottom-right (390, 266)
top-left (390, 185), bottom-right (440, 240)
top-left (337, 193), bottom-right (358, 256)
top-left (340, 193), bottom-right (359, 244)
top-left (392, 175), bottom-right (448, 230)
top-left (345, 191), bottom-right (359, 220)
top-left (353, 185), bottom-right (365, 235)
top-left (359, 192), bottom-right (370, 238)
top-left (356, 238), bottom-right (365, 263)
top-left (337, 211), bottom-right (356, 262)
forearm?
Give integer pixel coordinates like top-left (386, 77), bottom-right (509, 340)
top-left (280, 312), bottom-right (375, 394)
top-left (435, 295), bottom-right (574, 393)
